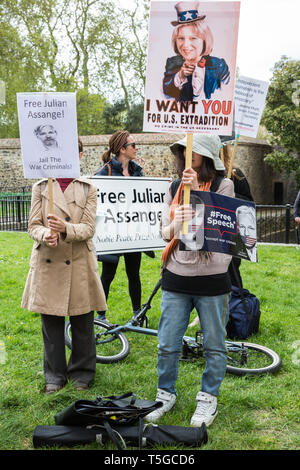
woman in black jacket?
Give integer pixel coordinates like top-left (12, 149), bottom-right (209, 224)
top-left (95, 131), bottom-right (143, 178)
top-left (94, 131), bottom-right (143, 321)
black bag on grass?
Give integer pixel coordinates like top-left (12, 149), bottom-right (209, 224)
top-left (227, 285), bottom-right (261, 340)
top-left (33, 422), bottom-right (208, 449)
top-left (33, 425), bottom-right (109, 448)
top-left (54, 392), bottom-right (162, 427)
top-left (226, 260), bottom-right (261, 340)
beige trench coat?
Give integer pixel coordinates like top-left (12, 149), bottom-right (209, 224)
top-left (21, 178), bottom-right (107, 316)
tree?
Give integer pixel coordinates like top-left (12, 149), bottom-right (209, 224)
top-left (0, 16), bottom-right (47, 137)
top-left (92, 0), bottom-right (149, 108)
top-left (1, 0), bottom-right (105, 91)
top-left (262, 56), bottom-right (300, 185)
top-left (100, 100), bottom-right (145, 134)
top-left (76, 89), bottom-right (107, 135)
top-left (124, 102), bottom-right (144, 133)
top-left (0, 0), bottom-right (149, 137)
top-left (101, 100), bottom-right (127, 134)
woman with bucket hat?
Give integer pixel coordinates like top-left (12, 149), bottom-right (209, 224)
top-left (146, 134), bottom-right (234, 427)
top-left (163, 1), bottom-right (230, 102)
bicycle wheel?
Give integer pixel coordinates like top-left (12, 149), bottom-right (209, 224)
top-left (226, 341), bottom-right (282, 376)
top-left (65, 319), bottom-right (130, 364)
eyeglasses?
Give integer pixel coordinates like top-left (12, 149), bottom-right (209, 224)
top-left (124, 142), bottom-right (136, 149)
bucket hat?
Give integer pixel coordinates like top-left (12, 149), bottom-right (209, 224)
top-left (170, 134), bottom-right (225, 171)
top-left (171, 2), bottom-right (206, 26)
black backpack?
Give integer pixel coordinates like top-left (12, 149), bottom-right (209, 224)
top-left (227, 285), bottom-right (261, 339)
top-left (226, 263), bottom-right (261, 340)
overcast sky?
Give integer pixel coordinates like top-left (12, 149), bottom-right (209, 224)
top-left (234, 0), bottom-right (300, 81)
top-left (122, 0), bottom-right (300, 84)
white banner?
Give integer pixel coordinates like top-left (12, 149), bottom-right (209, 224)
top-left (17, 92), bottom-right (80, 179)
top-left (234, 76), bottom-right (269, 138)
top-left (91, 176), bottom-right (171, 254)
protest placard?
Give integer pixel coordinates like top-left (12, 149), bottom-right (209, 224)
top-left (143, 1), bottom-right (240, 136)
top-left (179, 190), bottom-right (257, 262)
top-left (91, 176), bottom-right (171, 254)
top-left (17, 92), bottom-right (80, 179)
top-left (234, 76), bottom-right (269, 138)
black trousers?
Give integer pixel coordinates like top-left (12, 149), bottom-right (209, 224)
top-left (228, 257), bottom-right (243, 288)
top-left (100, 252), bottom-right (142, 312)
top-left (41, 312), bottom-right (96, 386)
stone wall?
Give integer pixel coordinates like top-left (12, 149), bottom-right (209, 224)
top-left (0, 133), bottom-right (297, 204)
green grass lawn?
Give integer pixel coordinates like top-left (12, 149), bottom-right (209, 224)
top-left (0, 232), bottom-right (299, 451)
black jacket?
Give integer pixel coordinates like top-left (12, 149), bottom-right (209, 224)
top-left (94, 157), bottom-right (143, 177)
top-left (232, 168), bottom-right (253, 202)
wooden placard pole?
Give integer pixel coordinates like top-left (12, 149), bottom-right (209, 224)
top-left (227, 134), bottom-right (240, 179)
top-left (47, 177), bottom-right (55, 235)
top-left (182, 133), bottom-right (193, 235)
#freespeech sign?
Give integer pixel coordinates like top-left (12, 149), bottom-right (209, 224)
top-left (17, 92), bottom-right (80, 179)
top-left (179, 190), bottom-right (257, 262)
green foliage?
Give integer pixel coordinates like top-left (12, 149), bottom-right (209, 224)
top-left (0, 17), bottom-right (47, 137)
top-left (262, 56), bottom-right (300, 185)
top-left (125, 102), bottom-right (144, 133)
top-left (101, 100), bottom-right (144, 134)
top-left (0, 0), bottom-right (149, 137)
top-left (76, 89), bottom-right (107, 136)
top-left (101, 100), bottom-right (128, 135)
top-left (0, 232), bottom-right (299, 450)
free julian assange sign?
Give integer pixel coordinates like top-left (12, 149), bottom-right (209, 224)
top-left (91, 176), bottom-right (171, 254)
top-left (17, 92), bottom-right (80, 179)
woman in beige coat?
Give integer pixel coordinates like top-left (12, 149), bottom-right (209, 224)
top-left (22, 142), bottom-right (106, 393)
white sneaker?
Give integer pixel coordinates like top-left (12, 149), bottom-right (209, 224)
top-left (190, 391), bottom-right (218, 427)
top-left (145, 388), bottom-right (176, 423)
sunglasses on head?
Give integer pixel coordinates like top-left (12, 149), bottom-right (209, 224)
top-left (124, 142), bottom-right (136, 149)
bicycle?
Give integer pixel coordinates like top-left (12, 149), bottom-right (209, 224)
top-left (65, 279), bottom-right (282, 376)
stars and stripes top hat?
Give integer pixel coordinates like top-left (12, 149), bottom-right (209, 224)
top-left (171, 1), bottom-right (206, 26)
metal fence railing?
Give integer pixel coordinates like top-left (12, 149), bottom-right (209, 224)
top-left (256, 205), bottom-right (299, 244)
top-left (0, 194), bottom-right (299, 244)
top-left (0, 194), bottom-right (32, 231)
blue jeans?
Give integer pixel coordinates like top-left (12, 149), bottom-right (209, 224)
top-left (157, 290), bottom-right (230, 397)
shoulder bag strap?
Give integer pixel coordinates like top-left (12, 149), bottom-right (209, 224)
top-left (106, 162), bottom-right (112, 176)
top-left (103, 421), bottom-right (123, 450)
top-left (93, 161), bottom-right (112, 176)
top-left (210, 175), bottom-right (224, 193)
top-left (170, 178), bottom-right (181, 199)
